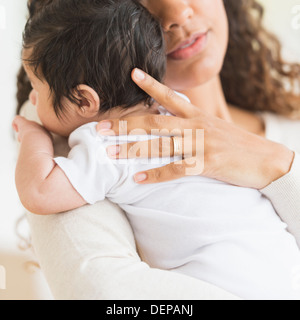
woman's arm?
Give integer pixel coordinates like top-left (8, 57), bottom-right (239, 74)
top-left (260, 152), bottom-right (300, 247)
top-left (13, 116), bottom-right (86, 215)
top-left (20, 101), bottom-right (239, 300)
top-left (27, 199), bottom-right (239, 300)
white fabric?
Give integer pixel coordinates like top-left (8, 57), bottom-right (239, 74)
top-left (259, 112), bottom-right (300, 247)
top-left (27, 200), bottom-right (237, 300)
top-left (21, 101), bottom-right (300, 300)
top-left (54, 119), bottom-right (300, 300)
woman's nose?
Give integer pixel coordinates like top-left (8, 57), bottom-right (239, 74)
top-left (152, 0), bottom-right (194, 31)
top-left (29, 89), bottom-right (37, 106)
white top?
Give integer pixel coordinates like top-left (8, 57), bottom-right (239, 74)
top-left (54, 111), bottom-right (300, 300)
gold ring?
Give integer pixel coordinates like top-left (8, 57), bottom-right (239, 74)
top-left (172, 136), bottom-right (182, 156)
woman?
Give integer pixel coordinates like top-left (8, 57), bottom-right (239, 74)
top-left (17, 0), bottom-right (300, 299)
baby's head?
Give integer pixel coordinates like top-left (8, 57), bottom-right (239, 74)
top-left (22, 0), bottom-right (166, 136)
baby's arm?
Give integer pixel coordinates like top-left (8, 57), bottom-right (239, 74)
top-left (13, 116), bottom-right (86, 215)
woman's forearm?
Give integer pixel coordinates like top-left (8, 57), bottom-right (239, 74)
top-left (26, 199), bottom-right (239, 300)
top-left (261, 152), bottom-right (300, 248)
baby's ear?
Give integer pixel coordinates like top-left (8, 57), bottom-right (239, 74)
top-left (74, 85), bottom-right (100, 118)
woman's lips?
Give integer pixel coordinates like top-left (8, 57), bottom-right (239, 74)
top-left (167, 32), bottom-right (209, 61)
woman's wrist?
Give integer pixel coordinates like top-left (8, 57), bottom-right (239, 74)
top-left (262, 142), bottom-right (295, 189)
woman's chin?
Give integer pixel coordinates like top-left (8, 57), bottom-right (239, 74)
top-left (165, 65), bottom-right (223, 92)
top-left (165, 45), bottom-right (226, 91)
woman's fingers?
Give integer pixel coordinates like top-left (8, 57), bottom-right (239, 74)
top-left (133, 157), bottom-right (205, 184)
top-left (131, 68), bottom-right (196, 118)
top-left (97, 115), bottom-right (188, 136)
top-left (107, 137), bottom-right (186, 159)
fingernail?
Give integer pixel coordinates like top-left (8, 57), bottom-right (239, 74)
top-left (133, 69), bottom-right (145, 81)
top-left (134, 173), bottom-right (148, 183)
top-left (107, 145), bottom-right (120, 157)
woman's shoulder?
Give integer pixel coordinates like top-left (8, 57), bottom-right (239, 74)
top-left (259, 111), bottom-right (300, 152)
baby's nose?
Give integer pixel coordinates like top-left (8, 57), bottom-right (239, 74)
top-left (29, 89), bottom-right (37, 106)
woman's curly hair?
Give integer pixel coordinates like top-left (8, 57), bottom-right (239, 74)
top-left (17, 0), bottom-right (300, 118)
top-left (221, 0), bottom-right (300, 119)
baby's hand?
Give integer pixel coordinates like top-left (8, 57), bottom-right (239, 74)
top-left (12, 116), bottom-right (51, 143)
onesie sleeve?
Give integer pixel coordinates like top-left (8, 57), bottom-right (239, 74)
top-left (54, 124), bottom-right (120, 205)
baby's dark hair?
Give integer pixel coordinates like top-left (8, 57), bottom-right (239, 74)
top-left (22, 0), bottom-right (166, 117)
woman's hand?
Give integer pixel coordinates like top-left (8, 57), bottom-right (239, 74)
top-left (96, 69), bottom-right (295, 190)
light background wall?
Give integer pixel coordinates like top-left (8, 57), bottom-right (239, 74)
top-left (0, 0), bottom-right (26, 248)
top-left (0, 0), bottom-right (53, 300)
top-left (261, 0), bottom-right (300, 61)
top-left (0, 0), bottom-right (299, 300)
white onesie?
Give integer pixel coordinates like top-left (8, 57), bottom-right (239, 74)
top-left (55, 108), bottom-right (300, 300)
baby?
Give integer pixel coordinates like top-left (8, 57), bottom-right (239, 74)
top-left (14, 0), bottom-right (300, 300)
